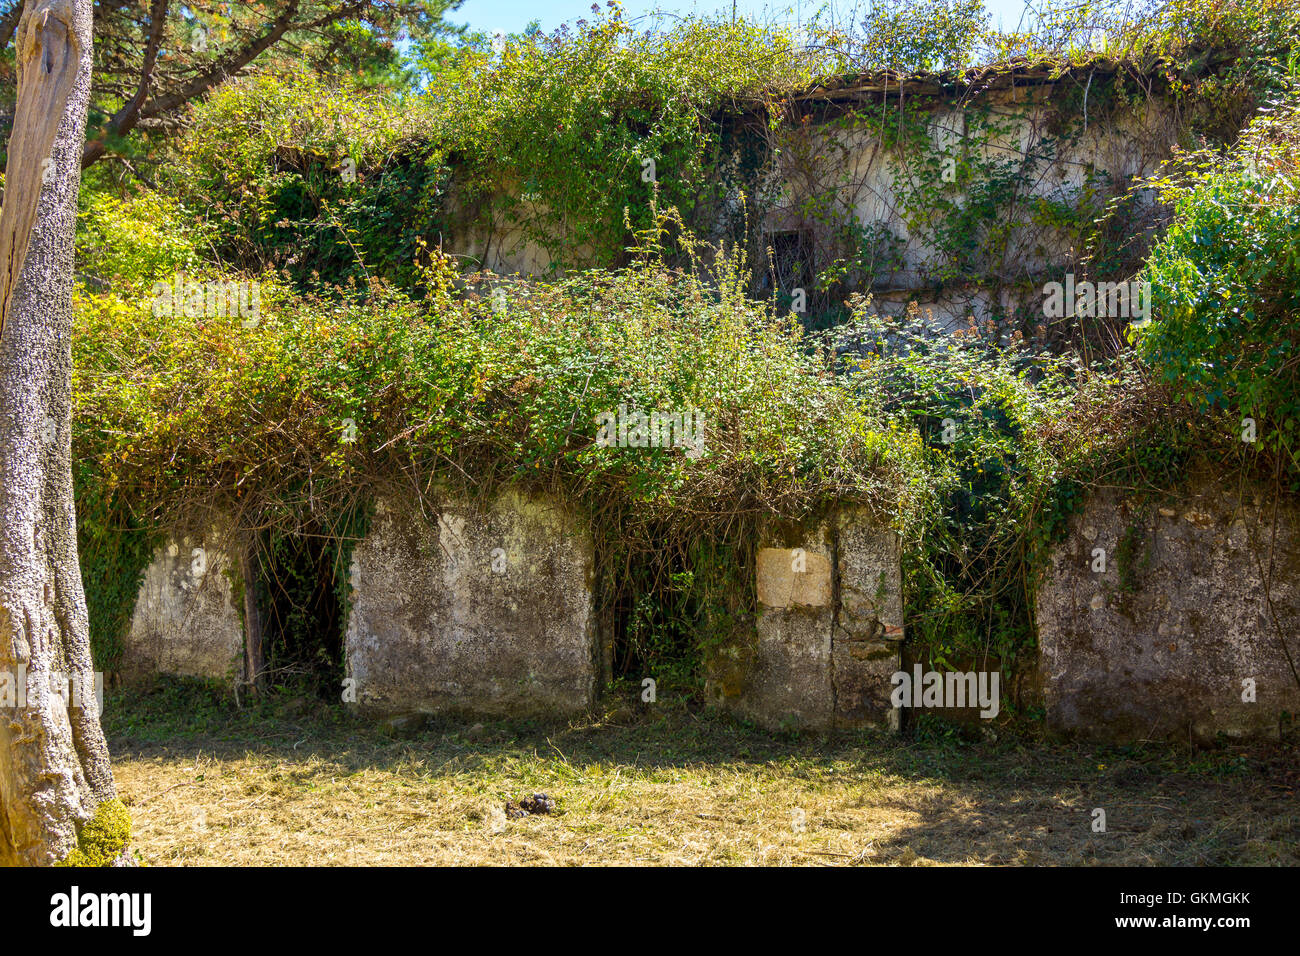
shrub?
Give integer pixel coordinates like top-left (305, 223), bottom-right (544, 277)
top-left (76, 190), bottom-right (207, 288)
top-left (72, 217), bottom-right (923, 678)
top-left (1138, 101), bottom-right (1300, 483)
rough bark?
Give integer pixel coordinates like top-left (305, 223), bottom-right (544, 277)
top-left (0, 0), bottom-right (117, 866)
top-left (0, 0), bottom-right (80, 334)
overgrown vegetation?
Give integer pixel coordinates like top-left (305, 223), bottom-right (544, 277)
top-left (70, 0), bottom-right (1300, 707)
top-left (73, 207), bottom-right (928, 685)
top-left (1137, 103), bottom-right (1300, 482)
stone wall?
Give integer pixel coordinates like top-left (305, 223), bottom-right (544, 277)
top-left (113, 475), bottom-right (1300, 744)
top-left (122, 531), bottom-right (244, 684)
top-left (771, 86), bottom-right (1174, 291)
top-left (450, 73), bottom-right (1177, 337)
top-left (1036, 480), bottom-right (1300, 742)
top-left (343, 490), bottom-right (598, 718)
top-left (709, 507), bottom-right (904, 731)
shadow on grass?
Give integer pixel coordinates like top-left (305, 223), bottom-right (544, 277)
top-left (102, 678), bottom-right (1300, 865)
top-left (104, 676), bottom-right (1296, 781)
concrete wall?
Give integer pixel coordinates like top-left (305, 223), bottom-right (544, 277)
top-left (1037, 481), bottom-right (1300, 742)
top-left (113, 475), bottom-right (1300, 746)
top-left (768, 88), bottom-right (1174, 291)
top-left (456, 77), bottom-right (1177, 331)
top-left (122, 532), bottom-right (244, 684)
top-left (709, 507), bottom-right (904, 731)
top-left (442, 187), bottom-right (593, 276)
top-left (344, 490), bottom-right (598, 718)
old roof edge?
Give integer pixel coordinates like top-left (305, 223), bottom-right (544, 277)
top-left (775, 48), bottom-right (1237, 103)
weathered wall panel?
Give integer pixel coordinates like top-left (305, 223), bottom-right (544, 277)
top-left (122, 532), bottom-right (244, 684)
top-left (711, 508), bottom-right (903, 731)
top-left (1037, 482), bottom-right (1300, 742)
top-left (344, 490), bottom-right (597, 717)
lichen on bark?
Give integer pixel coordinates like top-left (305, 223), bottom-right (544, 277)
top-left (55, 798), bottom-right (132, 867)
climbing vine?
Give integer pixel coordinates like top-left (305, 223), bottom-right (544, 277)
top-left (69, 0), bottom-right (1300, 706)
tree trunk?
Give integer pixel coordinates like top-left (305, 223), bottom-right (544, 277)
top-left (0, 0), bottom-right (120, 866)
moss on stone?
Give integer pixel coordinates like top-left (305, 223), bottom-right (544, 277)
top-left (57, 798), bottom-right (132, 867)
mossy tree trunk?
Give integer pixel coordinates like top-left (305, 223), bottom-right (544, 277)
top-left (0, 0), bottom-right (123, 866)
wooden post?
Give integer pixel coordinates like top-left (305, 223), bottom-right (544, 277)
top-left (0, 0), bottom-right (81, 336)
top-left (241, 540), bottom-right (265, 694)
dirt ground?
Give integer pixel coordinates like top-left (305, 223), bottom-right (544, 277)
top-left (104, 681), bottom-right (1300, 866)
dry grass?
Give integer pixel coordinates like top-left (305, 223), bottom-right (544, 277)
top-left (105, 680), bottom-right (1300, 866)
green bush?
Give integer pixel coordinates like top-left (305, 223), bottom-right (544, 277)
top-left (161, 10), bottom-right (816, 289)
top-left (163, 70), bottom-right (426, 289)
top-left (1138, 102), bottom-right (1300, 483)
top-left (73, 227), bottom-right (922, 516)
top-left (76, 190), bottom-right (207, 288)
top-left (72, 218), bottom-right (928, 680)
top-left (837, 300), bottom-right (1151, 672)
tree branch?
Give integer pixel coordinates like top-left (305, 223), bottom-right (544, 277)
top-left (80, 0), bottom-right (168, 167)
top-left (80, 0), bottom-right (386, 167)
top-left (0, 1), bottom-right (23, 50)
top-left (140, 0), bottom-right (306, 116)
